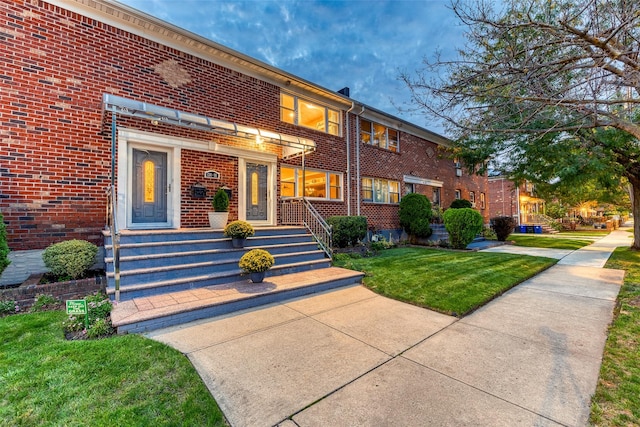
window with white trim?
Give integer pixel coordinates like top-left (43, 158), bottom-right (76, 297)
top-left (480, 192), bottom-right (486, 209)
top-left (360, 119), bottom-right (399, 152)
top-left (469, 191), bottom-right (475, 204)
top-left (280, 166), bottom-right (342, 200)
top-left (455, 189), bottom-right (461, 200)
top-left (362, 178), bottom-right (400, 204)
top-left (280, 93), bottom-right (340, 136)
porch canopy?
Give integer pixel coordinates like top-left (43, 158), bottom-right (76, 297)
top-left (102, 93), bottom-right (316, 159)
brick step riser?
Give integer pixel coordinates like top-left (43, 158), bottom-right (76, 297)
top-left (108, 260), bottom-right (332, 302)
top-left (106, 252), bottom-right (328, 287)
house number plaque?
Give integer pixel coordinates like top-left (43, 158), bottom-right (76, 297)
top-left (204, 170), bottom-right (220, 179)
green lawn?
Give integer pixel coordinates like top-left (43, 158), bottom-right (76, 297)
top-left (509, 234), bottom-right (593, 250)
top-left (0, 311), bottom-right (226, 426)
top-left (591, 247), bottom-right (640, 426)
top-left (334, 247), bottom-right (557, 316)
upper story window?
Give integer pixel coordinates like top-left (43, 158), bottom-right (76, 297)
top-left (360, 119), bottom-right (399, 152)
top-left (362, 178), bottom-right (400, 204)
top-left (281, 166), bottom-right (342, 200)
top-left (280, 93), bottom-right (340, 136)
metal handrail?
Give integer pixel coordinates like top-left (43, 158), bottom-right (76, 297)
top-left (281, 198), bottom-right (332, 258)
top-left (106, 185), bottom-right (121, 302)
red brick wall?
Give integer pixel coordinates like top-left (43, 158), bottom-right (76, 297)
top-left (488, 177), bottom-right (518, 219)
top-left (1, 0), bottom-right (488, 250)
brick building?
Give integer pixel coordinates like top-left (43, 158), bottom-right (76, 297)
top-left (488, 175), bottom-right (545, 225)
top-left (1, 0), bottom-right (488, 250)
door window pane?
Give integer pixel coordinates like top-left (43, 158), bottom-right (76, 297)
top-left (143, 160), bottom-right (155, 203)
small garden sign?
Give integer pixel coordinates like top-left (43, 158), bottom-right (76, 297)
top-left (66, 299), bottom-right (89, 328)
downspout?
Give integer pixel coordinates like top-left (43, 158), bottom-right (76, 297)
top-left (345, 102), bottom-right (356, 216)
top-left (354, 105), bottom-right (365, 216)
top-left (516, 184), bottom-right (521, 225)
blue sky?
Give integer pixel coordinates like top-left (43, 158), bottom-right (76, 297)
top-left (118, 0), bottom-right (467, 135)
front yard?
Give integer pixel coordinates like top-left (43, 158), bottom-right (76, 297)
top-left (0, 311), bottom-right (226, 426)
top-left (334, 247), bottom-right (557, 316)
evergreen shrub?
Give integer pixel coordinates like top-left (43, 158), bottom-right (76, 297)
top-left (443, 208), bottom-right (484, 249)
top-left (398, 193), bottom-right (432, 239)
top-left (327, 216), bottom-right (367, 248)
top-left (449, 199), bottom-right (473, 209)
top-left (212, 188), bottom-right (229, 212)
top-left (0, 212), bottom-right (9, 275)
top-left (42, 239), bottom-right (98, 280)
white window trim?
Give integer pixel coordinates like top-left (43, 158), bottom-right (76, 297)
top-left (280, 166), bottom-right (344, 202)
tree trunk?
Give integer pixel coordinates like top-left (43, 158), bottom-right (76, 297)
top-left (629, 176), bottom-right (640, 250)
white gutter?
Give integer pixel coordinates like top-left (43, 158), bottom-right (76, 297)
top-left (345, 102), bottom-right (356, 216)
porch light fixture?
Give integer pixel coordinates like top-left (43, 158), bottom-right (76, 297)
top-left (102, 94), bottom-right (315, 159)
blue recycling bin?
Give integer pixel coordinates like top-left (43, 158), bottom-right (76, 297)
top-left (518, 225), bottom-right (527, 233)
top-left (534, 225), bottom-right (543, 234)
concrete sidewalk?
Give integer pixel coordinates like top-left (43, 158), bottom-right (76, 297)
top-left (148, 229), bottom-right (629, 427)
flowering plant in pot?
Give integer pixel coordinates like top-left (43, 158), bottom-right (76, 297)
top-left (208, 188), bottom-right (229, 229)
top-left (224, 220), bottom-right (255, 248)
top-left (238, 249), bottom-right (274, 283)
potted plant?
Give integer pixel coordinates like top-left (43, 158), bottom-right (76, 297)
top-left (208, 188), bottom-right (229, 229)
top-left (238, 249), bottom-right (274, 283)
top-left (224, 220), bottom-right (255, 248)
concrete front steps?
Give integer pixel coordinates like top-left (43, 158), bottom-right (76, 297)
top-left (104, 227), bottom-right (364, 333)
top-left (103, 227), bottom-right (331, 301)
top-left (111, 267), bottom-right (364, 334)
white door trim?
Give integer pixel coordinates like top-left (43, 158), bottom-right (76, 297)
top-left (117, 129), bottom-right (181, 229)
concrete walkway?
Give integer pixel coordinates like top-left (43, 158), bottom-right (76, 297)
top-left (148, 228), bottom-right (629, 427)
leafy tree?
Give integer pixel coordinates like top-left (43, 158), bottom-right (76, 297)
top-left (402, 0), bottom-right (640, 248)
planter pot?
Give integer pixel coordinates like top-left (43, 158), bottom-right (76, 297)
top-left (231, 237), bottom-right (245, 248)
top-left (249, 271), bottom-right (265, 283)
top-left (208, 212), bottom-right (229, 229)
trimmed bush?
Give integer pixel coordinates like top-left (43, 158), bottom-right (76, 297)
top-left (211, 188), bottom-right (229, 212)
top-left (42, 239), bottom-right (98, 280)
top-left (239, 249), bottom-right (275, 273)
top-left (0, 212), bottom-right (9, 275)
top-left (327, 216), bottom-right (367, 248)
top-left (449, 199), bottom-right (472, 209)
top-left (399, 193), bottom-right (432, 239)
top-left (491, 216), bottom-right (517, 241)
top-left (443, 208), bottom-right (484, 249)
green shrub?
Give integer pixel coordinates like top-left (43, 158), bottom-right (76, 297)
top-left (481, 226), bottom-right (498, 240)
top-left (239, 249), bottom-right (275, 273)
top-left (370, 236), bottom-right (395, 252)
top-left (431, 205), bottom-right (444, 224)
top-left (450, 199), bottom-right (473, 209)
top-left (0, 212), bottom-right (10, 275)
top-left (443, 208), bottom-right (484, 249)
top-left (30, 294), bottom-right (61, 312)
top-left (211, 188), bottom-right (229, 212)
top-left (399, 193), bottom-right (432, 238)
top-left (42, 239), bottom-right (98, 280)
top-left (0, 300), bottom-right (19, 316)
top-left (62, 293), bottom-right (113, 337)
top-left (490, 216), bottom-right (516, 241)
top-left (224, 220), bottom-right (255, 239)
top-left (327, 216), bottom-right (367, 248)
